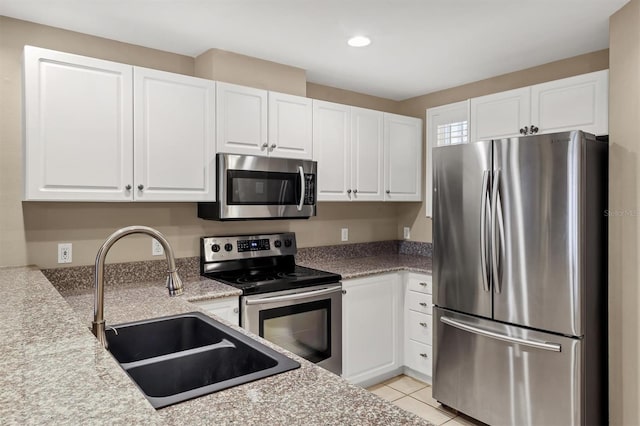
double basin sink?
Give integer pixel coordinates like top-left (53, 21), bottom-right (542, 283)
top-left (106, 311), bottom-right (300, 409)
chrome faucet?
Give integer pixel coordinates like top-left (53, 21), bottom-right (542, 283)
top-left (92, 226), bottom-right (183, 347)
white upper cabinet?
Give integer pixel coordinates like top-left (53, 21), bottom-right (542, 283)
top-left (24, 46), bottom-right (134, 201)
top-left (470, 70), bottom-right (609, 142)
top-left (268, 91), bottom-right (313, 159)
top-left (351, 107), bottom-right (384, 201)
top-left (425, 100), bottom-right (469, 217)
top-left (470, 87), bottom-right (531, 142)
top-left (531, 70), bottom-right (608, 136)
top-left (216, 82), bottom-right (268, 156)
top-left (312, 100), bottom-right (352, 201)
top-left (383, 113), bottom-right (422, 201)
top-left (133, 67), bottom-right (216, 201)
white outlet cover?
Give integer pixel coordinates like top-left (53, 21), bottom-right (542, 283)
top-left (403, 227), bottom-right (411, 240)
top-left (152, 238), bottom-right (164, 256)
top-left (58, 243), bottom-right (72, 263)
top-left (341, 228), bottom-right (349, 242)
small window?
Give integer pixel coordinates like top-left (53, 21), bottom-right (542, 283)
top-left (436, 121), bottom-right (468, 146)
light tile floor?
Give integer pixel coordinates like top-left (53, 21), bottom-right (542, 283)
top-left (366, 375), bottom-right (487, 426)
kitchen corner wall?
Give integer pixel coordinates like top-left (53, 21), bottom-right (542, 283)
top-left (0, 16), bottom-right (403, 269)
top-left (393, 49), bottom-right (610, 244)
top-left (608, 0), bottom-right (640, 424)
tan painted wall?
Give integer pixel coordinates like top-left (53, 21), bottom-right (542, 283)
top-left (307, 82), bottom-right (401, 112)
top-left (608, 0), bottom-right (640, 424)
top-left (195, 48), bottom-right (307, 96)
top-left (394, 49), bottom-right (610, 243)
top-left (0, 17), bottom-right (401, 269)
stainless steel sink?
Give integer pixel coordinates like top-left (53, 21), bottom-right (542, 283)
top-left (105, 312), bottom-right (300, 408)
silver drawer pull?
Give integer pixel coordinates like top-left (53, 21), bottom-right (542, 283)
top-left (419, 322), bottom-right (428, 327)
top-left (419, 282), bottom-right (428, 287)
top-left (419, 353), bottom-right (428, 358)
top-left (419, 302), bottom-right (427, 307)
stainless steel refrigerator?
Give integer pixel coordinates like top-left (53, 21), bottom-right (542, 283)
top-left (432, 130), bottom-right (608, 426)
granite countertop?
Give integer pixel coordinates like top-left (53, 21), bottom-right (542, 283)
top-left (1, 265), bottom-right (431, 425)
top-left (298, 254), bottom-right (431, 280)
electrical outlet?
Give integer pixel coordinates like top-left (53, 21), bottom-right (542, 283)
top-left (403, 227), bottom-right (411, 240)
top-left (58, 243), bottom-right (72, 264)
top-left (152, 238), bottom-right (164, 256)
top-left (341, 228), bottom-right (349, 242)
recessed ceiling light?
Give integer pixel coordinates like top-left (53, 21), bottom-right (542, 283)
top-left (347, 36), bottom-right (371, 47)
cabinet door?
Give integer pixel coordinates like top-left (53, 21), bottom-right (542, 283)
top-left (216, 82), bottom-right (268, 156)
top-left (312, 100), bottom-right (352, 201)
top-left (268, 91), bottom-right (312, 159)
top-left (191, 296), bottom-right (239, 326)
top-left (133, 67), bottom-right (216, 201)
top-left (23, 46), bottom-right (133, 201)
top-left (531, 70), bottom-right (608, 136)
top-left (470, 87), bottom-right (530, 142)
top-left (383, 113), bottom-right (422, 201)
top-left (342, 273), bottom-right (402, 384)
top-left (351, 107), bottom-right (384, 201)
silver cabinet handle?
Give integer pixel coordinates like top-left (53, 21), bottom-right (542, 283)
top-left (245, 286), bottom-right (342, 305)
top-left (419, 302), bottom-right (427, 307)
top-left (270, 144), bottom-right (277, 149)
top-left (341, 290), bottom-right (347, 295)
top-left (353, 189), bottom-right (358, 194)
top-left (233, 308), bottom-right (239, 314)
top-left (261, 143), bottom-right (268, 149)
top-left (386, 190), bottom-right (390, 194)
top-left (137, 184), bottom-right (144, 191)
top-left (419, 322), bottom-right (428, 327)
top-left (419, 282), bottom-right (428, 287)
top-left (347, 189), bottom-right (352, 194)
top-left (480, 170), bottom-right (490, 292)
top-left (419, 353), bottom-right (429, 358)
top-left (125, 184), bottom-right (132, 191)
top-left (441, 316), bottom-right (561, 352)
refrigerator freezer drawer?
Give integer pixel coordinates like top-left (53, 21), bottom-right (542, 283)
top-left (433, 307), bottom-right (584, 426)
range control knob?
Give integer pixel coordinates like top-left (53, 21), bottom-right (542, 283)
top-left (211, 244), bottom-right (221, 253)
top-left (284, 239), bottom-right (292, 248)
top-left (224, 243), bottom-right (233, 252)
top-left (274, 240), bottom-right (282, 248)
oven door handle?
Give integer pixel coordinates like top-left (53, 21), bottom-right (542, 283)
top-left (297, 166), bottom-right (305, 211)
top-left (244, 286), bottom-right (341, 306)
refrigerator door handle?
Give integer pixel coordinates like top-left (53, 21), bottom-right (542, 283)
top-left (440, 316), bottom-right (562, 352)
top-left (491, 169), bottom-right (504, 293)
top-left (480, 170), bottom-right (490, 292)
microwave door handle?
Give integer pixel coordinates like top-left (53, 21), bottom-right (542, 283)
top-left (244, 286), bottom-right (342, 305)
top-left (297, 166), bottom-right (305, 211)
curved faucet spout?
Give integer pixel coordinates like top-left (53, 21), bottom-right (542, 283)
top-left (92, 226), bottom-right (184, 348)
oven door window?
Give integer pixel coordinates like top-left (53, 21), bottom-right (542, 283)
top-left (227, 170), bottom-right (300, 205)
top-left (259, 299), bottom-right (330, 364)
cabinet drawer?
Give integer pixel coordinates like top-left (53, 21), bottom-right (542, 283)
top-left (405, 339), bottom-right (432, 376)
top-left (407, 311), bottom-right (432, 344)
top-left (407, 291), bottom-right (432, 315)
top-left (407, 275), bottom-right (432, 294)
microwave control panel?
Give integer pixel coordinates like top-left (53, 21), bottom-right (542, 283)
top-left (304, 174), bottom-right (315, 205)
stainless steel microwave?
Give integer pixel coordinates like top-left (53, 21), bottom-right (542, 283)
top-left (198, 153), bottom-right (317, 220)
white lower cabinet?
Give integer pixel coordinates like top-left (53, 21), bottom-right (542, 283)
top-left (404, 273), bottom-right (433, 382)
top-left (191, 296), bottom-right (240, 326)
top-left (342, 273), bottom-right (402, 385)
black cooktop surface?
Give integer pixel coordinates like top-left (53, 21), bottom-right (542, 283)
top-left (204, 264), bottom-right (342, 295)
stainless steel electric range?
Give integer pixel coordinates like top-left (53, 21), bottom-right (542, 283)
top-left (200, 232), bottom-right (342, 375)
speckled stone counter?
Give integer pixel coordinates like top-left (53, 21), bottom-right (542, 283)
top-left (1, 266), bottom-right (432, 425)
top-left (298, 254), bottom-right (431, 279)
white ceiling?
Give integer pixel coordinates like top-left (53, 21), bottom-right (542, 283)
top-left (0, 0), bottom-right (629, 100)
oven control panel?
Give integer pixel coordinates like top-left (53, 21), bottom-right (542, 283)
top-left (201, 232), bottom-right (297, 262)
